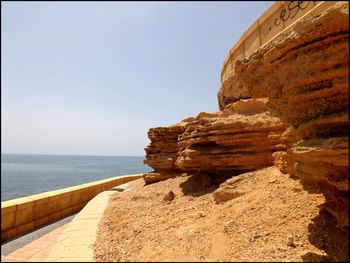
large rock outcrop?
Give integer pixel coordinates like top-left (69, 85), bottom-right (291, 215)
top-left (143, 122), bottom-right (189, 184)
top-left (227, 2), bottom-right (349, 227)
top-left (176, 99), bottom-right (287, 173)
top-left (143, 1), bottom-right (348, 229)
top-left (144, 123), bottom-right (187, 171)
top-left (144, 98), bottom-right (287, 180)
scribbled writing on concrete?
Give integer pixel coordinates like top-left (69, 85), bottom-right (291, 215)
top-left (274, 1), bottom-right (317, 27)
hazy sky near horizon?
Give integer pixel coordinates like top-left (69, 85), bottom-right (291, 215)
top-left (2, 1), bottom-right (273, 156)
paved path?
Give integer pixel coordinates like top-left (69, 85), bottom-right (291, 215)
top-left (1, 214), bottom-right (75, 262)
top-left (48, 183), bottom-right (131, 262)
top-left (1, 181), bottom-right (134, 262)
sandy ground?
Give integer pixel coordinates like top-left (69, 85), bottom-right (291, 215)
top-left (93, 167), bottom-right (348, 262)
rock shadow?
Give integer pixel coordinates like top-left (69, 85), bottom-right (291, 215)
top-left (107, 188), bottom-right (126, 192)
top-left (179, 172), bottom-right (218, 197)
top-left (301, 209), bottom-right (349, 262)
top-left (295, 179), bottom-right (349, 261)
top-left (301, 252), bottom-right (334, 262)
top-left (179, 172), bottom-right (237, 197)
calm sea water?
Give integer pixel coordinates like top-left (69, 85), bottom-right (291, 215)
top-left (1, 154), bottom-right (152, 201)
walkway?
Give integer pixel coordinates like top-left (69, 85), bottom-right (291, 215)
top-left (1, 214), bottom-right (75, 262)
top-left (1, 181), bottom-right (133, 262)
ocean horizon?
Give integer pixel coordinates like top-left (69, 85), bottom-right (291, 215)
top-left (1, 153), bottom-right (152, 201)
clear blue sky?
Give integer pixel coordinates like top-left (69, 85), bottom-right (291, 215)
top-left (1, 1), bottom-right (273, 156)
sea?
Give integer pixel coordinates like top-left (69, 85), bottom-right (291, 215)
top-left (1, 154), bottom-right (152, 201)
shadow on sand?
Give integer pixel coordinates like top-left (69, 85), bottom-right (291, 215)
top-left (301, 202), bottom-right (349, 262)
top-left (178, 171), bottom-right (241, 197)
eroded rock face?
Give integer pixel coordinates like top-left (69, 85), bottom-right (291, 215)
top-left (144, 122), bottom-right (188, 171)
top-left (144, 98), bottom-right (287, 182)
top-left (230, 3), bottom-right (349, 227)
top-left (176, 101), bottom-right (287, 173)
top-left (143, 122), bottom-right (189, 184)
top-left (143, 0), bottom-right (348, 230)
top-left (218, 75), bottom-right (251, 110)
top-left (238, 7), bottom-right (349, 128)
top-left (143, 172), bottom-right (173, 185)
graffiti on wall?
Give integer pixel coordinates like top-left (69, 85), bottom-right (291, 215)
top-left (274, 1), bottom-right (317, 27)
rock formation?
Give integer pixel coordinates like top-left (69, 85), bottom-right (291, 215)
top-left (144, 124), bottom-right (187, 171)
top-left (143, 122), bottom-right (189, 184)
top-left (176, 99), bottom-right (287, 173)
top-left (144, 2), bottom-right (348, 228)
top-left (218, 74), bottom-right (250, 110)
top-left (144, 97), bottom-right (287, 179)
top-left (220, 2), bottom-right (349, 227)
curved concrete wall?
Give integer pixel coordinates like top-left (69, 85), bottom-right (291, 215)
top-left (221, 1), bottom-right (338, 83)
top-left (1, 174), bottom-right (143, 242)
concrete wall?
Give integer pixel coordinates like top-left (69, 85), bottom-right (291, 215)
top-left (1, 174), bottom-right (143, 242)
top-left (221, 1), bottom-right (338, 83)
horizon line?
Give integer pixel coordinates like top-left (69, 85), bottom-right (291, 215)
top-left (1, 152), bottom-right (145, 158)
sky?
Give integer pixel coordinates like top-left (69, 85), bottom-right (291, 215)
top-left (1, 1), bottom-right (273, 156)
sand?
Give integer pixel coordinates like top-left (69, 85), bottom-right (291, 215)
top-left (93, 167), bottom-right (349, 262)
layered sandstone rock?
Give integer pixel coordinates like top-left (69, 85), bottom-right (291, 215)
top-left (144, 98), bottom-right (287, 183)
top-left (143, 172), bottom-right (173, 185)
top-left (143, 0), bottom-right (348, 230)
top-left (218, 75), bottom-right (251, 110)
top-left (176, 99), bottom-right (287, 173)
top-left (227, 3), bottom-right (349, 227)
top-left (143, 122), bottom-right (189, 184)
top-left (144, 124), bottom-right (185, 171)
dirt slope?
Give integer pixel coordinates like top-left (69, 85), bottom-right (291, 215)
top-left (93, 167), bottom-right (348, 262)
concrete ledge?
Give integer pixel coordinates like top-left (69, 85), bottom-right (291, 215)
top-left (1, 174), bottom-right (143, 243)
top-left (221, 1), bottom-right (338, 83)
top-left (48, 181), bottom-right (134, 262)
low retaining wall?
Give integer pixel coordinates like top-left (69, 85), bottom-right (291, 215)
top-left (48, 182), bottom-right (132, 261)
top-left (1, 174), bottom-right (143, 243)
